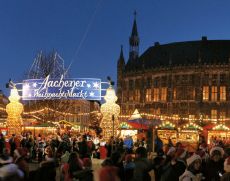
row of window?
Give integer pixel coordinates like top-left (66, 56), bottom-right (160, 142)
top-left (122, 86), bottom-right (227, 102)
top-left (203, 86), bottom-right (226, 101)
top-left (125, 74), bottom-right (227, 90)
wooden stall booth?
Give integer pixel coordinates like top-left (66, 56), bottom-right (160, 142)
top-left (58, 120), bottom-right (81, 134)
top-left (157, 121), bottom-right (177, 145)
top-left (119, 122), bottom-right (138, 141)
top-left (178, 122), bottom-right (203, 151)
top-left (207, 124), bottom-right (230, 145)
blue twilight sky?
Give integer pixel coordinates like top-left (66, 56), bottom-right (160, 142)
top-left (1, 0), bottom-right (230, 95)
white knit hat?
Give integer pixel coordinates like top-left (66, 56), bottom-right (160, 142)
top-left (186, 154), bottom-right (201, 167)
top-left (224, 157), bottom-right (230, 172)
top-left (210, 146), bottom-right (224, 157)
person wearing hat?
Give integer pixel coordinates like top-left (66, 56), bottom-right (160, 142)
top-left (204, 146), bottom-right (224, 181)
top-left (179, 154), bottom-right (203, 181)
top-left (221, 156), bottom-right (230, 181)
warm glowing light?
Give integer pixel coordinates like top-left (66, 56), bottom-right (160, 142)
top-left (100, 85), bottom-right (120, 140)
top-left (212, 124), bottom-right (230, 131)
top-left (181, 122), bottom-right (203, 131)
top-left (6, 88), bottom-right (23, 135)
top-left (158, 121), bottom-right (175, 129)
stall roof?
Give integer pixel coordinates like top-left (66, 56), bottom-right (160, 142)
top-left (158, 121), bottom-right (175, 130)
top-left (212, 124), bottom-right (230, 131)
top-left (34, 122), bottom-right (56, 127)
top-left (181, 122), bottom-right (203, 131)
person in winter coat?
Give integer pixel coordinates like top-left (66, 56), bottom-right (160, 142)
top-left (0, 153), bottom-right (24, 181)
top-left (221, 156), bottom-right (230, 181)
top-left (98, 159), bottom-right (120, 181)
top-left (204, 146), bottom-right (224, 181)
top-left (132, 147), bottom-right (152, 181)
top-left (78, 135), bottom-right (90, 159)
top-left (179, 154), bottom-right (203, 181)
top-left (0, 134), bottom-right (5, 155)
top-left (160, 148), bottom-right (187, 181)
top-left (61, 152), bottom-right (84, 181)
top-left (124, 154), bottom-right (135, 181)
top-left (34, 146), bottom-right (57, 181)
top-left (14, 147), bottom-right (29, 180)
top-left (9, 134), bottom-right (16, 157)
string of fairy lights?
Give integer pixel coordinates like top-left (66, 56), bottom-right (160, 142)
top-left (0, 106), bottom-right (89, 117)
top-left (0, 106), bottom-right (229, 122)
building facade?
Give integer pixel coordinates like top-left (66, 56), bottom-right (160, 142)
top-left (117, 15), bottom-right (230, 126)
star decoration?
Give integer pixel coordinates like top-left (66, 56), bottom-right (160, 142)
top-left (33, 83), bottom-right (37, 87)
top-left (89, 91), bottom-right (95, 97)
top-left (93, 82), bottom-right (100, 89)
top-left (87, 84), bottom-right (91, 88)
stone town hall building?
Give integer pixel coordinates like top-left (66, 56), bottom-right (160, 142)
top-left (117, 15), bottom-right (230, 125)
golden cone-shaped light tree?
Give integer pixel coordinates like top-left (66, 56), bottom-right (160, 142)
top-left (6, 88), bottom-right (23, 135)
top-left (100, 85), bottom-right (120, 141)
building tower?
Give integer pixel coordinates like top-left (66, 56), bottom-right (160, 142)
top-left (117, 45), bottom-right (125, 88)
top-left (129, 11), bottom-right (139, 61)
top-left (117, 45), bottom-right (125, 112)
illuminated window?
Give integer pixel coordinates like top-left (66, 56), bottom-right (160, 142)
top-left (161, 87), bottom-right (167, 101)
top-left (193, 88), bottom-right (196, 99)
top-left (134, 89), bottom-right (140, 101)
top-left (173, 88), bottom-right (177, 100)
top-left (146, 89), bottom-right (152, 102)
top-left (128, 91), bottom-right (133, 101)
top-left (189, 115), bottom-right (195, 121)
top-left (211, 109), bottom-right (217, 123)
top-left (202, 86), bottom-right (209, 101)
top-left (220, 86), bottom-right (226, 101)
top-left (211, 86), bottom-right (217, 101)
top-left (153, 88), bottom-right (159, 101)
top-left (220, 112), bottom-right (226, 123)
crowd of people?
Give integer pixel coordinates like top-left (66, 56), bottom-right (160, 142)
top-left (0, 131), bottom-right (230, 181)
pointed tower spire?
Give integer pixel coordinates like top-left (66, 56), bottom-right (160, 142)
top-left (129, 10), bottom-right (139, 60)
top-left (131, 11), bottom-right (138, 37)
top-left (119, 45), bottom-right (124, 60)
top-left (117, 45), bottom-right (125, 89)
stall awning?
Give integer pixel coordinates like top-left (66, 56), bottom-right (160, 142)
top-left (181, 122), bottom-right (203, 131)
top-left (128, 122), bottom-right (148, 130)
top-left (212, 124), bottom-right (230, 131)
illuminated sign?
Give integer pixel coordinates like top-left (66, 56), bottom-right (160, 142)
top-left (22, 75), bottom-right (101, 100)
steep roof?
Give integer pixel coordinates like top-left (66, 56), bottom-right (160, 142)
top-left (131, 19), bottom-right (138, 37)
top-left (125, 39), bottom-right (230, 71)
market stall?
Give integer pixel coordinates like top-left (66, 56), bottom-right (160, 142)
top-left (58, 120), bottom-right (81, 133)
top-left (119, 122), bottom-right (138, 141)
top-left (207, 124), bottom-right (230, 145)
top-left (178, 122), bottom-right (203, 151)
top-left (24, 122), bottom-right (57, 136)
top-left (157, 121), bottom-right (177, 145)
